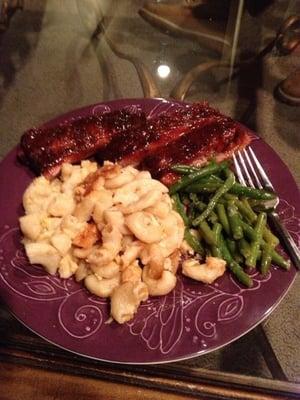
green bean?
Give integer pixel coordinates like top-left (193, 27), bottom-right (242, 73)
top-left (261, 243), bottom-right (273, 275)
top-left (213, 223), bottom-right (222, 244)
top-left (226, 239), bottom-right (236, 255)
top-left (185, 175), bottom-right (225, 192)
top-left (263, 227), bottom-right (280, 247)
top-left (240, 220), bottom-right (259, 241)
top-left (210, 223), bottom-right (222, 258)
top-left (204, 175), bottom-right (224, 184)
top-left (223, 193), bottom-right (237, 202)
top-left (218, 236), bottom-right (233, 263)
top-left (216, 203), bottom-right (231, 235)
top-left (227, 201), bottom-right (243, 240)
top-left (189, 193), bottom-right (206, 211)
top-left (246, 213), bottom-right (266, 268)
top-left (223, 167), bottom-right (232, 179)
top-left (171, 194), bottom-right (191, 227)
top-left (210, 245), bottom-right (222, 258)
top-left (198, 220), bottom-right (216, 246)
top-left (248, 199), bottom-right (263, 208)
top-left (170, 161), bottom-right (226, 175)
top-left (171, 165), bottom-right (203, 175)
top-left (219, 234), bottom-right (253, 287)
top-left (185, 181), bottom-right (276, 200)
top-left (240, 220), bottom-right (290, 269)
top-left (226, 238), bottom-right (243, 263)
top-left (189, 193), bottom-right (218, 223)
top-left (238, 238), bottom-right (251, 259)
top-left (228, 260), bottom-right (253, 287)
top-left (236, 198), bottom-right (257, 223)
top-left (190, 175), bottom-right (224, 185)
top-left (169, 162), bottom-right (228, 195)
top-left (192, 172), bottom-right (235, 226)
top-left (184, 228), bottom-right (205, 256)
top-left (171, 164), bottom-right (224, 186)
top-left (184, 182), bottom-right (221, 194)
top-left (207, 211), bottom-right (219, 224)
top-left (267, 247), bottom-right (290, 270)
top-left (229, 184), bottom-right (276, 200)
top-left (170, 160), bottom-right (288, 281)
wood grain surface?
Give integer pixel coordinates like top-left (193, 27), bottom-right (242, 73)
top-left (0, 362), bottom-right (196, 400)
top-left (1, 361), bottom-right (297, 400)
top-left (1, 303), bottom-right (299, 400)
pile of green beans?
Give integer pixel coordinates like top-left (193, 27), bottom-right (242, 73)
top-left (170, 162), bottom-right (290, 288)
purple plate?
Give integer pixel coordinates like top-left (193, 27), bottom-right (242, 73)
top-left (0, 98), bottom-right (299, 364)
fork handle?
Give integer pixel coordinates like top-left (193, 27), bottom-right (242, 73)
top-left (269, 212), bottom-right (300, 270)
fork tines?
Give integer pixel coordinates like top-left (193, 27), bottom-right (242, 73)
top-left (233, 146), bottom-right (275, 192)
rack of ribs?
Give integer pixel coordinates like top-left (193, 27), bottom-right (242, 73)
top-left (96, 103), bottom-right (251, 184)
top-left (19, 109), bottom-right (147, 178)
top-left (20, 103), bottom-right (251, 182)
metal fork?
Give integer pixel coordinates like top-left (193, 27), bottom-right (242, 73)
top-left (233, 146), bottom-right (300, 270)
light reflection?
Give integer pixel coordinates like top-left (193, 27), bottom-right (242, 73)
top-left (157, 64), bottom-right (171, 79)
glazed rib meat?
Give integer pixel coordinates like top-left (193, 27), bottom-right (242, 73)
top-left (20, 109), bottom-right (146, 178)
top-left (96, 103), bottom-right (224, 166)
top-left (20, 102), bottom-right (251, 182)
top-left (97, 103), bottom-right (251, 185)
top-left (141, 119), bottom-right (252, 185)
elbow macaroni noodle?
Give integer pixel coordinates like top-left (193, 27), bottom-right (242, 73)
top-left (20, 161), bottom-right (187, 324)
top-left (20, 160), bottom-right (227, 324)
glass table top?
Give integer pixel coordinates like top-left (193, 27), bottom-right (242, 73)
top-left (0, 0), bottom-right (299, 396)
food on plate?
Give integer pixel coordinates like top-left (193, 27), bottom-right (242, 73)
top-left (20, 103), bottom-right (251, 183)
top-left (171, 161), bottom-right (290, 288)
top-left (19, 158), bottom-right (290, 323)
top-left (20, 160), bottom-right (188, 324)
top-left (19, 109), bottom-right (146, 178)
top-left (18, 102), bottom-right (290, 325)
top-left (139, 118), bottom-right (251, 186)
top-left (182, 257), bottom-right (226, 284)
top-left (97, 103), bottom-right (223, 167)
